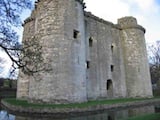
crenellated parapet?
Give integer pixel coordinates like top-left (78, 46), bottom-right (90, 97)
top-left (118, 17), bottom-right (145, 33)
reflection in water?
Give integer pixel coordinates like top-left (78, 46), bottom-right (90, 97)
top-left (0, 105), bottom-right (156, 120)
top-left (128, 106), bottom-right (155, 117)
top-left (0, 111), bottom-right (15, 120)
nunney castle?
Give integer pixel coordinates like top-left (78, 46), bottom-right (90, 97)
top-left (17, 0), bottom-right (153, 104)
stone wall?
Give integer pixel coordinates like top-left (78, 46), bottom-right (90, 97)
top-left (18, 0), bottom-right (87, 104)
top-left (84, 12), bottom-right (127, 100)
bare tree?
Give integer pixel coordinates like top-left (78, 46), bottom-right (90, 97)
top-left (20, 36), bottom-right (48, 75)
top-left (148, 41), bottom-right (160, 84)
top-left (0, 0), bottom-right (47, 76)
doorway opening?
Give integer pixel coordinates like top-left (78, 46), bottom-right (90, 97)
top-left (106, 79), bottom-right (113, 98)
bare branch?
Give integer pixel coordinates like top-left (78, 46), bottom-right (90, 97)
top-left (0, 0), bottom-right (33, 77)
top-left (148, 41), bottom-right (160, 83)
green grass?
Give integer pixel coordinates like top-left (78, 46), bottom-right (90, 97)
top-left (2, 97), bottom-right (159, 109)
top-left (125, 113), bottom-right (160, 120)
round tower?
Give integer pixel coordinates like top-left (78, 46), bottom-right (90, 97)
top-left (17, 9), bottom-right (36, 99)
top-left (18, 0), bottom-right (87, 104)
top-left (118, 17), bottom-right (153, 98)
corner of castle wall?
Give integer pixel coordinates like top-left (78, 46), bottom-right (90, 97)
top-left (75, 0), bottom-right (86, 9)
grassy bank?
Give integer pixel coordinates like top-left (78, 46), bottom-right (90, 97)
top-left (2, 97), bottom-right (159, 109)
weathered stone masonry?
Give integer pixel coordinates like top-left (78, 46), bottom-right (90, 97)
top-left (17, 0), bottom-right (153, 104)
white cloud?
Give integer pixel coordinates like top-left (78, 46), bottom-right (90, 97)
top-left (132, 0), bottom-right (156, 11)
top-left (84, 0), bottom-right (160, 43)
top-left (0, 50), bottom-right (12, 78)
top-left (85, 0), bottom-right (130, 23)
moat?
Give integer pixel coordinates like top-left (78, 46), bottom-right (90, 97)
top-left (1, 99), bottom-right (160, 120)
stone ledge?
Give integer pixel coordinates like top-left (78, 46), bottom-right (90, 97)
top-left (1, 99), bottom-right (160, 118)
top-left (119, 25), bottom-right (146, 33)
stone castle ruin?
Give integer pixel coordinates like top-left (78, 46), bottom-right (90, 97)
top-left (17, 0), bottom-right (153, 104)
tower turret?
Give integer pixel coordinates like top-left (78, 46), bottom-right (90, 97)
top-left (118, 17), bottom-right (153, 97)
top-left (17, 10), bottom-right (36, 99)
top-left (17, 0), bottom-right (87, 104)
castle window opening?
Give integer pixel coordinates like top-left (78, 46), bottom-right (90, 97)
top-left (106, 79), bottom-right (112, 90)
top-left (73, 30), bottom-right (79, 39)
top-left (89, 37), bottom-right (93, 47)
top-left (86, 61), bottom-right (90, 69)
top-left (111, 65), bottom-right (114, 72)
top-left (111, 44), bottom-right (114, 53)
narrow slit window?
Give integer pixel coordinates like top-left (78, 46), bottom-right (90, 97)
top-left (89, 37), bottom-right (93, 47)
top-left (86, 61), bottom-right (90, 69)
top-left (111, 44), bottom-right (114, 53)
top-left (73, 30), bottom-right (79, 39)
top-left (111, 65), bottom-right (114, 72)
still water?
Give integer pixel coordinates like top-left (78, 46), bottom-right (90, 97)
top-left (0, 102), bottom-right (160, 120)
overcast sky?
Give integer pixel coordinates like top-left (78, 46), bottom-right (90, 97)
top-left (0, 0), bottom-right (160, 78)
